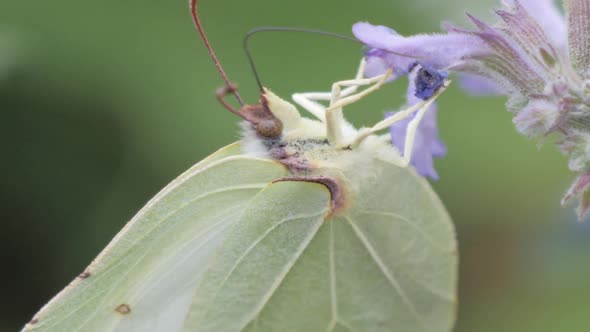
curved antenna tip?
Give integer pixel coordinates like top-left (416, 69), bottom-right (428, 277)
top-left (190, 0), bottom-right (244, 106)
top-left (243, 26), bottom-right (362, 93)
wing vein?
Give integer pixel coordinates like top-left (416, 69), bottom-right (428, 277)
top-left (75, 206), bottom-right (245, 332)
top-left (354, 210), bottom-right (454, 301)
top-left (209, 211), bottom-right (330, 302)
top-left (328, 221), bottom-right (338, 332)
top-left (117, 184), bottom-right (268, 250)
top-left (238, 210), bottom-right (328, 330)
top-left (129, 208), bottom-right (240, 304)
top-left (48, 186), bottom-right (262, 330)
top-left (355, 210), bottom-right (444, 250)
top-left (344, 216), bottom-right (429, 331)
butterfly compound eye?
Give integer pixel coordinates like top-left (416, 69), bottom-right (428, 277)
top-left (256, 118), bottom-right (283, 138)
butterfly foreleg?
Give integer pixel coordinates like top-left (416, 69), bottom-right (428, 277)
top-left (324, 68), bottom-right (392, 147)
top-left (350, 80), bottom-right (451, 168)
top-left (291, 58), bottom-right (367, 121)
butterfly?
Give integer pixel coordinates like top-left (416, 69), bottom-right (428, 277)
top-left (23, 1), bottom-right (457, 331)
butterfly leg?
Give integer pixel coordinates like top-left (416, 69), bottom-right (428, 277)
top-left (350, 80), bottom-right (450, 167)
top-left (324, 69), bottom-right (392, 147)
top-left (291, 59), bottom-right (367, 121)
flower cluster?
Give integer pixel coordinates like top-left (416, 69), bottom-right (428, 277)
top-left (354, 0), bottom-right (590, 219)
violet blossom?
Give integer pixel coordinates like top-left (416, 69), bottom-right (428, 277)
top-left (388, 65), bottom-right (447, 180)
top-left (354, 0), bottom-right (590, 219)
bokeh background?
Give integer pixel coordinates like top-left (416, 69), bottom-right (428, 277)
top-left (1, 0), bottom-right (586, 331)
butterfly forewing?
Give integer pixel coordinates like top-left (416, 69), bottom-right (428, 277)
top-left (183, 181), bottom-right (332, 331)
top-left (24, 144), bottom-right (288, 332)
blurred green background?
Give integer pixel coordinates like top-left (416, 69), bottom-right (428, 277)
top-left (1, 0), bottom-right (586, 331)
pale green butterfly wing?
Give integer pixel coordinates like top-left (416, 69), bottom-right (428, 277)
top-left (24, 145), bottom-right (457, 332)
top-left (183, 181), bottom-right (332, 331)
top-left (23, 143), bottom-right (288, 332)
top-left (192, 141), bottom-right (242, 169)
top-left (337, 159), bottom-right (456, 331)
top-left (184, 159), bottom-right (457, 332)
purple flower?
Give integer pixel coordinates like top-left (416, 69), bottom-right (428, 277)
top-left (352, 24), bottom-right (457, 180)
top-left (354, 0), bottom-right (590, 219)
top-left (388, 65), bottom-right (447, 180)
top-left (353, 22), bottom-right (491, 75)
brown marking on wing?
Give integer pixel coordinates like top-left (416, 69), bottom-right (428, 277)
top-left (115, 303), bottom-right (132, 315)
top-left (273, 176), bottom-right (347, 217)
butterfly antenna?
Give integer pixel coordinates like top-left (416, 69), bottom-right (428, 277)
top-left (190, 0), bottom-right (244, 106)
top-left (243, 27), bottom-right (361, 92)
top-left (243, 26), bottom-right (425, 91)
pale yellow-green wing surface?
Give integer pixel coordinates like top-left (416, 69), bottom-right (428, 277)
top-left (184, 159), bottom-right (457, 332)
top-left (24, 144), bottom-right (456, 332)
top-left (23, 144), bottom-right (288, 332)
top-left (183, 181), bottom-right (332, 331)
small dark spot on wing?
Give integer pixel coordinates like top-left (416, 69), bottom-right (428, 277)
top-left (115, 303), bottom-right (131, 315)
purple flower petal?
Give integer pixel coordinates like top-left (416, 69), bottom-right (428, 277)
top-left (388, 66), bottom-right (447, 180)
top-left (363, 49), bottom-right (407, 79)
top-left (353, 22), bottom-right (491, 73)
top-left (389, 104), bottom-right (445, 180)
top-left (363, 54), bottom-right (391, 78)
top-left (458, 73), bottom-right (504, 96)
top-left (353, 23), bottom-right (402, 51)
